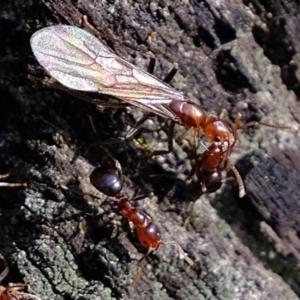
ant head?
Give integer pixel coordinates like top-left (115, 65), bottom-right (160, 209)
top-left (90, 167), bottom-right (123, 196)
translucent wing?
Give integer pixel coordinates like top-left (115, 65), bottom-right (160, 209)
top-left (30, 25), bottom-right (185, 119)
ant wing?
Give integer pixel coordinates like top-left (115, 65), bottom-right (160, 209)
top-left (30, 25), bottom-right (183, 120)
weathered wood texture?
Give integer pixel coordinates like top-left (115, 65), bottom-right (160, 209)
top-left (0, 0), bottom-right (299, 299)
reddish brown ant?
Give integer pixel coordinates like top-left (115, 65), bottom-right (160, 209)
top-left (90, 166), bottom-right (161, 252)
top-left (89, 161), bottom-right (193, 284)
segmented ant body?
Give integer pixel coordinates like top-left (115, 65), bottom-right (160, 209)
top-left (89, 167), bottom-right (161, 253)
top-left (88, 164), bottom-right (193, 284)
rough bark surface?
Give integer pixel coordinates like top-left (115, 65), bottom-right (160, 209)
top-left (0, 0), bottom-right (299, 299)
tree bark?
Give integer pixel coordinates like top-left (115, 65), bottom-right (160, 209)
top-left (0, 0), bottom-right (299, 299)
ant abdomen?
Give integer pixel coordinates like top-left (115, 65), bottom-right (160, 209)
top-left (137, 223), bottom-right (161, 250)
top-left (169, 100), bottom-right (206, 128)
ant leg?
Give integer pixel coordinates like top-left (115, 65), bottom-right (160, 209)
top-left (0, 172), bottom-right (27, 188)
top-left (0, 267), bottom-right (9, 282)
top-left (81, 15), bottom-right (100, 35)
top-left (218, 108), bottom-right (228, 119)
top-left (163, 64), bottom-right (178, 83)
top-left (123, 112), bottom-right (154, 140)
top-left (0, 173), bottom-right (11, 179)
top-left (183, 201), bottom-right (195, 227)
top-left (257, 122), bottom-right (292, 130)
top-left (145, 54), bottom-right (177, 84)
top-left (131, 248), bottom-right (153, 285)
top-left (88, 57), bottom-right (158, 150)
top-left (146, 53), bottom-right (177, 83)
top-left (147, 57), bottom-right (156, 73)
top-left (227, 113), bottom-right (242, 151)
top-left (0, 182), bottom-right (27, 187)
top-left (232, 113), bottom-right (242, 139)
top-left (149, 120), bottom-right (175, 156)
top-left (98, 145), bottom-right (123, 173)
top-left (100, 57), bottom-right (176, 149)
top-left (238, 119), bottom-right (291, 131)
top-left (138, 121), bottom-right (175, 166)
top-left (0, 265), bottom-right (28, 294)
top-left (163, 241), bottom-right (194, 266)
top-left (86, 112), bottom-right (154, 154)
top-left (227, 159), bottom-right (245, 198)
top-left (6, 280), bottom-right (28, 294)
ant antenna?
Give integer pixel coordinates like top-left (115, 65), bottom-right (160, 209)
top-left (163, 241), bottom-right (194, 266)
top-left (131, 240), bottom-right (194, 285)
top-left (227, 159), bottom-right (245, 198)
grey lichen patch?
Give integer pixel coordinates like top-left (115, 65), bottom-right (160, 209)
top-left (25, 229), bottom-right (109, 299)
